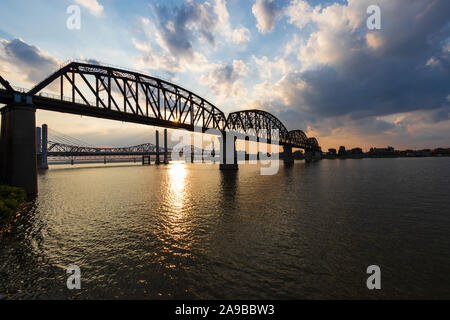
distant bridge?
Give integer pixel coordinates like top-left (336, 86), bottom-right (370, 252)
top-left (47, 141), bottom-right (163, 157)
top-left (0, 61), bottom-right (322, 194)
top-left (36, 125), bottom-right (210, 167)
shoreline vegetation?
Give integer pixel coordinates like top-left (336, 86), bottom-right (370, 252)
top-left (0, 185), bottom-right (26, 235)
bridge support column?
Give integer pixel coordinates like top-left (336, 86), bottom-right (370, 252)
top-left (40, 124), bottom-right (48, 169)
top-left (283, 145), bottom-right (294, 166)
top-left (191, 145), bottom-right (195, 163)
top-left (163, 129), bottom-right (168, 164)
top-left (314, 150), bottom-right (322, 161)
top-left (36, 126), bottom-right (42, 168)
top-left (155, 130), bottom-right (160, 165)
top-left (211, 140), bottom-right (216, 161)
top-left (219, 133), bottom-right (238, 170)
top-left (142, 155), bottom-right (151, 165)
top-left (0, 104), bottom-right (38, 195)
top-left (305, 149), bottom-right (313, 163)
top-left (256, 137), bottom-right (260, 161)
top-left (244, 136), bottom-right (249, 161)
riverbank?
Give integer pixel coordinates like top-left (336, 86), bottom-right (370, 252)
top-left (0, 185), bottom-right (26, 234)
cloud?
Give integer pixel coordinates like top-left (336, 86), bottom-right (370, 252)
top-left (134, 1), bottom-right (251, 76)
top-left (133, 37), bottom-right (214, 74)
top-left (214, 0), bottom-right (251, 44)
top-left (199, 60), bottom-right (248, 99)
top-left (252, 55), bottom-right (291, 80)
top-left (149, 0), bottom-right (218, 58)
top-left (248, 0), bottom-right (450, 148)
top-left (75, 0), bottom-right (104, 16)
top-left (0, 38), bottom-right (60, 87)
top-left (252, 0), bottom-right (281, 34)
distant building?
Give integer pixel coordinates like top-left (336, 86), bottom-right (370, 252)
top-left (328, 148), bottom-right (337, 156)
top-left (369, 146), bottom-right (396, 156)
top-left (338, 146), bottom-right (346, 156)
top-left (350, 147), bottom-right (363, 155)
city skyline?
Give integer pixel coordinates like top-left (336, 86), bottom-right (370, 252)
top-left (0, 0), bottom-right (449, 151)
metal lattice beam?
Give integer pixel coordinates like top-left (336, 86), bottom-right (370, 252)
top-left (226, 109), bottom-right (290, 143)
top-left (0, 74), bottom-right (14, 93)
top-left (0, 62), bottom-right (321, 151)
top-left (28, 62), bottom-right (228, 131)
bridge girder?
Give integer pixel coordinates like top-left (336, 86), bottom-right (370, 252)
top-left (307, 137), bottom-right (319, 148)
top-left (28, 62), bottom-right (228, 131)
top-left (47, 141), bottom-right (165, 154)
top-left (0, 74), bottom-right (14, 93)
top-left (1, 62), bottom-right (321, 151)
top-left (287, 130), bottom-right (308, 148)
top-left (226, 109), bottom-right (290, 144)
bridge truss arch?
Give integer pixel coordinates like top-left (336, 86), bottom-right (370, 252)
top-left (47, 141), bottom-right (163, 156)
top-left (27, 61), bottom-right (228, 131)
top-left (226, 109), bottom-right (290, 144)
top-left (287, 130), bottom-right (309, 148)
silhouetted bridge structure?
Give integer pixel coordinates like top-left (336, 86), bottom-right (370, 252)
top-left (0, 61), bottom-right (321, 194)
top-left (37, 125), bottom-right (211, 167)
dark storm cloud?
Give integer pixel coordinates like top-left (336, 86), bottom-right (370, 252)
top-left (279, 0), bottom-right (450, 126)
top-left (1, 38), bottom-right (59, 84)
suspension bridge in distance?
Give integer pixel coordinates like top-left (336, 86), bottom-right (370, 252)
top-left (0, 61), bottom-right (322, 195)
top-left (37, 125), bottom-right (209, 167)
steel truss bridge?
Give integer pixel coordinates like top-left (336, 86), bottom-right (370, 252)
top-left (0, 61), bottom-right (321, 194)
top-left (46, 141), bottom-right (206, 157)
top-left (0, 61), bottom-right (320, 150)
top-left (47, 141), bottom-right (165, 157)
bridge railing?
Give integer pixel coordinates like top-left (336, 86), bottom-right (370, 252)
top-left (35, 90), bottom-right (94, 106)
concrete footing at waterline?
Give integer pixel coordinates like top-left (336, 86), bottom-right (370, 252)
top-left (163, 129), bottom-right (169, 164)
top-left (283, 145), bottom-right (294, 166)
top-left (0, 104), bottom-right (38, 195)
top-left (219, 133), bottom-right (238, 171)
top-left (36, 124), bottom-right (48, 170)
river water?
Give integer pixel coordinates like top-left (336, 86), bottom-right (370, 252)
top-left (1, 158), bottom-right (450, 299)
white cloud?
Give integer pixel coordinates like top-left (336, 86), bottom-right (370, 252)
top-left (199, 59), bottom-right (248, 100)
top-left (253, 55), bottom-right (292, 80)
top-left (75, 0), bottom-right (104, 16)
top-left (214, 0), bottom-right (251, 44)
top-left (252, 0), bottom-right (281, 34)
top-left (133, 37), bottom-right (215, 74)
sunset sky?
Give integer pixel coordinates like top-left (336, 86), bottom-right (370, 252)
top-left (0, 0), bottom-right (449, 151)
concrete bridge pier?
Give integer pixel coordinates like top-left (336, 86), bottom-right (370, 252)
top-left (257, 137), bottom-right (260, 161)
top-left (41, 124), bottom-right (48, 169)
top-left (163, 129), bottom-right (169, 164)
top-left (219, 133), bottom-right (238, 170)
top-left (305, 149), bottom-right (313, 163)
top-left (155, 130), bottom-right (160, 165)
top-left (0, 104), bottom-right (38, 195)
top-left (211, 141), bottom-right (216, 161)
top-left (314, 150), bottom-right (322, 161)
top-left (283, 145), bottom-right (294, 166)
top-left (190, 145), bottom-right (195, 163)
top-left (36, 126), bottom-right (42, 168)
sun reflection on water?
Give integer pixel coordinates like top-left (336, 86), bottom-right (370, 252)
top-left (167, 162), bottom-right (187, 210)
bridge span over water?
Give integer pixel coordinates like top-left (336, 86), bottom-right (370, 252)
top-left (37, 124), bottom-right (208, 166)
top-left (0, 61), bottom-right (322, 194)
